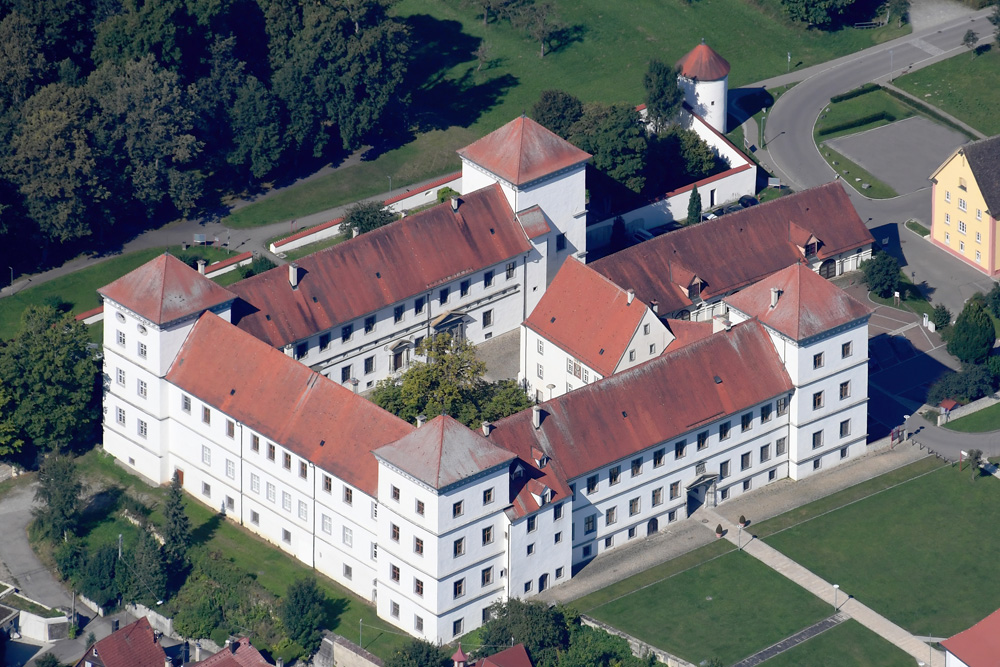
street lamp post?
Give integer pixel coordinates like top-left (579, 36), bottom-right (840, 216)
top-left (833, 584), bottom-right (840, 611)
top-left (388, 175), bottom-right (392, 197)
top-left (760, 112), bottom-right (767, 150)
top-left (889, 49), bottom-right (894, 83)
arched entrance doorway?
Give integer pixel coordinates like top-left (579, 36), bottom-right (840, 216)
top-left (646, 518), bottom-right (658, 535)
top-left (819, 259), bottom-right (837, 279)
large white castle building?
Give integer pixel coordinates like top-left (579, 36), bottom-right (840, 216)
top-left (98, 107), bottom-right (876, 644)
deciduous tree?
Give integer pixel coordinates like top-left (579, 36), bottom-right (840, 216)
top-left (480, 599), bottom-right (570, 667)
top-left (512, 2), bottom-right (561, 57)
top-left (385, 639), bottom-right (449, 667)
top-left (859, 251), bottom-right (900, 299)
top-left (643, 60), bottom-right (684, 132)
top-left (570, 103), bottom-right (648, 193)
top-left (780, 0), bottom-right (856, 27)
top-left (343, 200), bottom-right (397, 236)
top-left (281, 578), bottom-right (326, 654)
top-left (531, 89), bottom-right (582, 139)
top-left (32, 455), bottom-right (82, 542)
top-left (963, 29), bottom-right (979, 58)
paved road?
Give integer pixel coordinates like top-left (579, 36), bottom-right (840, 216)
top-left (0, 482), bottom-right (73, 610)
top-left (905, 414), bottom-right (1000, 461)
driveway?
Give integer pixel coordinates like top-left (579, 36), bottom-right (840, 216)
top-left (0, 482), bottom-right (73, 610)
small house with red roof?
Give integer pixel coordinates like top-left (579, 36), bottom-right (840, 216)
top-left (73, 617), bottom-right (168, 667)
top-left (193, 637), bottom-right (272, 666)
top-left (941, 607), bottom-right (1000, 667)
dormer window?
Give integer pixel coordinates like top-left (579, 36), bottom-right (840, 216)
top-left (689, 280), bottom-right (702, 299)
top-left (805, 241), bottom-right (818, 256)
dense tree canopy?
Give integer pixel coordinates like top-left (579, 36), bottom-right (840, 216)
top-left (531, 89), bottom-right (583, 139)
top-left (947, 297), bottom-right (995, 366)
top-left (643, 59), bottom-right (684, 132)
top-left (859, 251), bottom-right (900, 299)
top-left (281, 578), bottom-right (326, 654)
top-left (385, 639), bottom-right (450, 667)
top-left (32, 455), bottom-right (82, 541)
top-left (570, 103), bottom-right (648, 193)
top-left (781, 0), bottom-right (856, 27)
top-left (343, 200), bottom-right (397, 236)
top-left (480, 599), bottom-right (570, 667)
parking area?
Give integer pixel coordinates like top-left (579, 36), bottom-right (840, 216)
top-left (826, 116), bottom-right (969, 195)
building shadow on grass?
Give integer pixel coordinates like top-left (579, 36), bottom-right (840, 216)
top-left (77, 486), bottom-right (125, 535)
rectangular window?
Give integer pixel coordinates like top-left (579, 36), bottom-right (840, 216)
top-left (298, 501), bottom-right (307, 520)
top-left (295, 343), bottom-right (308, 360)
top-left (453, 619), bottom-right (464, 637)
top-left (769, 470), bottom-right (777, 482)
top-left (946, 232), bottom-right (951, 244)
top-left (720, 460), bottom-right (730, 479)
top-left (319, 333), bottom-right (331, 350)
top-left (116, 368), bottom-right (125, 386)
top-left (609, 466), bottom-right (621, 485)
top-left (137, 379), bottom-right (147, 398)
top-left (743, 479), bottom-right (751, 492)
top-left (720, 487), bottom-right (730, 500)
top-left (202, 482), bottom-right (211, 497)
top-left (536, 363), bottom-right (544, 379)
top-left (536, 339), bottom-right (544, 354)
top-left (946, 190), bottom-right (951, 202)
top-left (840, 381), bottom-right (851, 400)
top-left (583, 545), bottom-right (592, 558)
top-left (182, 395), bottom-right (191, 413)
top-left (299, 461), bottom-right (308, 479)
top-left (653, 487), bottom-right (664, 505)
top-left (393, 305), bottom-right (405, 323)
top-left (628, 349), bottom-right (636, 362)
top-left (813, 458), bottom-right (822, 471)
top-left (341, 324), bottom-right (353, 342)
top-left (946, 212), bottom-right (951, 224)
top-left (266, 482), bottom-right (276, 502)
top-left (959, 220), bottom-right (968, 234)
top-left (841, 446), bottom-right (849, 459)
top-left (364, 356), bottom-right (374, 374)
top-left (414, 579), bottom-right (424, 596)
top-left (364, 315), bottom-right (376, 334)
top-left (556, 233), bottom-right (567, 251)
top-left (453, 579), bottom-right (465, 598)
top-left (977, 208), bottom-right (983, 221)
top-left (415, 616), bottom-right (424, 633)
top-left (202, 406), bottom-right (211, 425)
top-left (741, 412), bottom-right (753, 432)
top-left (670, 481), bottom-right (680, 499)
top-left (416, 499), bottom-right (425, 515)
top-left (605, 507), bottom-right (616, 525)
top-left (554, 502), bottom-right (564, 520)
top-left (813, 352), bottom-right (824, 369)
top-left (776, 436), bottom-right (787, 456)
top-left (390, 601), bottom-right (399, 619)
top-left (483, 487), bottom-right (494, 504)
top-left (389, 523), bottom-right (400, 542)
top-left (959, 198), bottom-right (968, 212)
top-left (760, 444), bottom-right (771, 462)
top-left (631, 458), bottom-right (643, 477)
top-left (482, 309), bottom-right (494, 328)
top-left (116, 406), bottom-right (126, 425)
top-left (414, 537), bottom-right (423, 555)
top-left (251, 473), bottom-right (260, 494)
top-left (138, 342), bottom-right (147, 359)
top-left (338, 486), bottom-right (350, 505)
top-left (604, 536), bottom-right (613, 549)
top-left (454, 538), bottom-right (465, 557)
top-left (226, 420), bottom-right (235, 438)
top-left (282, 491), bottom-right (292, 512)
top-left (741, 452), bottom-right (752, 470)
top-left (649, 343), bottom-right (655, 355)
top-left (698, 431), bottom-right (709, 450)
top-left (482, 526), bottom-right (493, 544)
top-left (460, 279), bottom-right (471, 297)
top-left (653, 448), bottom-right (665, 467)
top-left (282, 529), bottom-right (291, 544)
top-left (340, 366), bottom-right (352, 384)
top-left (527, 516), bottom-right (537, 532)
top-left (812, 431), bottom-right (824, 449)
top-left (777, 397), bottom-right (788, 416)
top-left (840, 419), bottom-right (851, 438)
top-left (482, 566), bottom-right (494, 586)
top-left (267, 443), bottom-right (275, 461)
top-left (283, 453), bottom-right (291, 470)
top-left (250, 435), bottom-right (260, 453)
top-left (587, 475), bottom-right (598, 493)
top-left (584, 514), bottom-right (596, 534)
top-left (390, 485), bottom-right (400, 502)
top-left (760, 404), bottom-right (772, 423)
top-left (251, 510), bottom-right (260, 525)
top-left (526, 543), bottom-right (535, 556)
top-left (202, 445), bottom-right (211, 465)
top-left (226, 459), bottom-right (236, 479)
top-left (719, 421), bottom-right (731, 440)
top-left (343, 527), bottom-right (353, 547)
top-left (390, 564), bottom-right (399, 582)
top-left (439, 287), bottom-right (449, 304)
top-left (842, 341), bottom-right (853, 358)
top-left (117, 330), bottom-right (126, 346)
top-left (629, 497), bottom-right (640, 516)
top-left (554, 531), bottom-right (562, 543)
top-left (977, 250), bottom-right (982, 262)
top-left (484, 270), bottom-right (494, 287)
top-left (453, 500), bottom-right (463, 517)
top-left (506, 262), bottom-right (516, 280)
top-left (414, 296), bottom-right (425, 315)
top-left (813, 391), bottom-right (824, 410)
top-left (137, 419), bottom-right (148, 439)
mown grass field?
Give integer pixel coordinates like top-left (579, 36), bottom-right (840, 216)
top-left (224, 0), bottom-right (909, 228)
top-left (762, 619), bottom-right (914, 667)
top-left (943, 401), bottom-right (1000, 433)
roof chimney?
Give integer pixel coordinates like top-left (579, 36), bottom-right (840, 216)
top-left (288, 263), bottom-right (299, 289)
top-left (532, 405), bottom-right (542, 429)
top-left (650, 300), bottom-right (658, 314)
top-left (627, 289), bottom-right (635, 305)
top-left (229, 639), bottom-right (237, 654)
top-left (197, 259), bottom-right (206, 275)
top-left (451, 197), bottom-right (459, 212)
top-left (416, 414), bottom-right (426, 428)
top-left (481, 420), bottom-right (492, 436)
top-left (770, 287), bottom-right (780, 309)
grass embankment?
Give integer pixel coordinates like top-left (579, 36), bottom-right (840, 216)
top-left (943, 401), bottom-right (1000, 432)
top-left (74, 451), bottom-right (410, 658)
top-left (0, 246), bottom-right (232, 340)
top-left (894, 47), bottom-right (1000, 135)
top-left (225, 0), bottom-right (908, 229)
top-left (905, 220), bottom-right (930, 237)
top-left (765, 461), bottom-right (1000, 637)
top-left (2, 594), bottom-right (65, 618)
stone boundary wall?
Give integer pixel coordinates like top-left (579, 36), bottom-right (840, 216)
top-left (580, 615), bottom-right (696, 667)
top-left (938, 393), bottom-right (1000, 426)
top-left (313, 631), bottom-right (383, 667)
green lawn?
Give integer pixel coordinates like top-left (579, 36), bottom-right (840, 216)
top-left (763, 619), bottom-right (914, 667)
top-left (586, 550), bottom-right (832, 665)
top-left (0, 246), bottom-right (232, 340)
top-left (894, 47), bottom-right (1000, 135)
top-left (820, 147), bottom-right (897, 198)
top-left (281, 234), bottom-right (351, 262)
top-left (224, 0), bottom-right (908, 229)
top-left (814, 88), bottom-right (917, 142)
top-left (75, 450), bottom-right (410, 658)
top-left (867, 271), bottom-right (935, 318)
top-left (905, 219), bottom-right (930, 237)
top-left (764, 462), bottom-right (1000, 637)
top-left (943, 401), bottom-right (1000, 433)
top-left (3, 594), bottom-right (65, 618)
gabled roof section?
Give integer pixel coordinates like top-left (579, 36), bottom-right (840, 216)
top-left (167, 313), bottom-right (412, 495)
top-left (83, 617), bottom-right (166, 667)
top-left (194, 637), bottom-right (271, 666)
top-left (98, 254), bottom-right (236, 326)
top-left (959, 134), bottom-right (1000, 216)
top-left (516, 205), bottom-right (552, 240)
top-left (942, 607), bottom-right (1000, 666)
top-left (677, 41), bottom-right (731, 81)
top-left (374, 415), bottom-right (515, 490)
top-left (664, 319), bottom-right (714, 350)
top-left (458, 116), bottom-right (591, 187)
top-left (229, 184), bottom-right (530, 348)
top-left (490, 320), bottom-right (792, 482)
top-left (590, 183), bottom-right (873, 315)
top-left (725, 263), bottom-right (872, 341)
top-left (524, 257), bottom-right (647, 376)
top-left (479, 644), bottom-right (533, 667)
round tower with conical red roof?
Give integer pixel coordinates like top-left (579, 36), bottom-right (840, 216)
top-left (676, 39), bottom-right (730, 134)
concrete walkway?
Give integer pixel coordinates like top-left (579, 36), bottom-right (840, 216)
top-left (905, 411), bottom-right (1000, 461)
top-left (701, 507), bottom-right (944, 666)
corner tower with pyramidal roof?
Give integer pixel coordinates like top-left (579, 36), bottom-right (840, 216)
top-left (676, 39), bottom-right (730, 134)
top-left (458, 116), bottom-right (591, 288)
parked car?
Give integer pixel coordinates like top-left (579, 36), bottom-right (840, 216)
top-left (739, 195), bottom-right (759, 208)
top-left (631, 228), bottom-right (655, 243)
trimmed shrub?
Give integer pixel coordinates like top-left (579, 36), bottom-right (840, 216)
top-left (829, 83), bottom-right (879, 104)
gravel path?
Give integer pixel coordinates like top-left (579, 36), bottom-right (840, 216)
top-left (908, 0), bottom-right (980, 31)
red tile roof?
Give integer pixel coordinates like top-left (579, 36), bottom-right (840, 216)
top-left (374, 415), bottom-right (515, 490)
top-left (942, 607), bottom-right (1000, 666)
top-left (590, 183), bottom-right (873, 316)
top-left (725, 263), bottom-right (872, 341)
top-left (664, 319), bottom-right (714, 350)
top-left (489, 320), bottom-right (792, 483)
top-left (167, 313), bottom-right (412, 495)
top-left (230, 185), bottom-right (530, 348)
top-left (677, 41), bottom-right (731, 81)
top-left (516, 205), bottom-right (551, 240)
top-left (98, 254), bottom-right (236, 325)
top-left (479, 644), bottom-right (533, 667)
top-left (458, 116), bottom-right (591, 186)
top-left (194, 637), bottom-right (271, 666)
top-left (524, 258), bottom-right (647, 376)
top-left (76, 617), bottom-right (166, 667)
